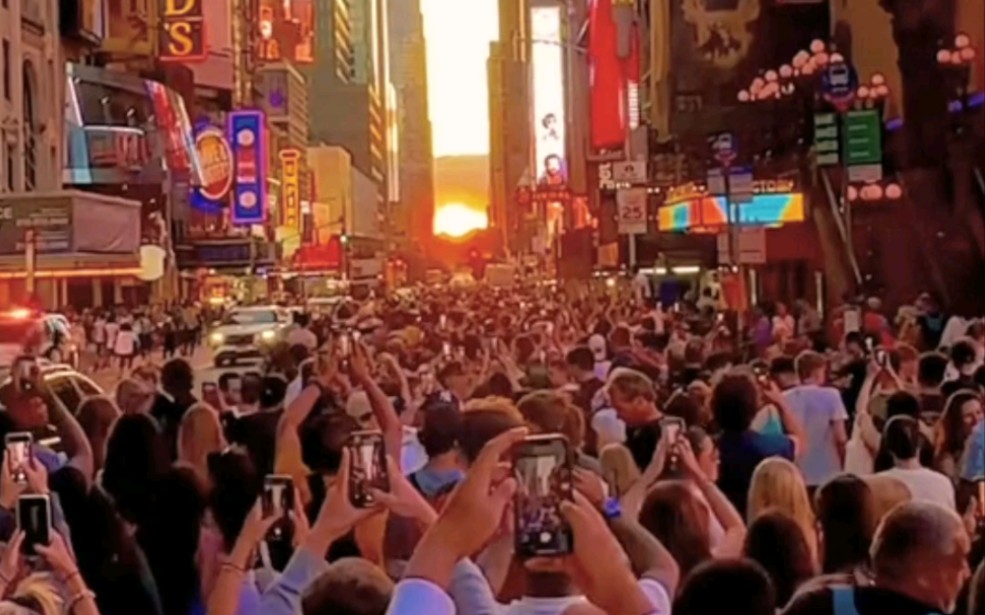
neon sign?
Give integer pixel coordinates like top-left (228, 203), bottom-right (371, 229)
top-left (160, 0), bottom-right (207, 62)
top-left (194, 127), bottom-right (233, 202)
top-left (658, 193), bottom-right (805, 232)
top-left (228, 111), bottom-right (268, 225)
top-left (280, 149), bottom-right (301, 231)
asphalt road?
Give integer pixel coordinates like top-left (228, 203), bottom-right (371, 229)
top-left (88, 345), bottom-right (267, 397)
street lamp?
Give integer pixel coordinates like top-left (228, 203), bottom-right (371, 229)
top-left (936, 32), bottom-right (977, 133)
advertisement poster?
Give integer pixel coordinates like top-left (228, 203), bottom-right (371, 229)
top-left (0, 199), bottom-right (73, 255)
top-left (257, 0), bottom-right (315, 64)
top-left (279, 149), bottom-right (301, 231)
top-left (228, 111), bottom-right (268, 225)
top-left (531, 6), bottom-right (567, 187)
top-left (102, 0), bottom-right (154, 56)
top-left (191, 124), bottom-right (234, 213)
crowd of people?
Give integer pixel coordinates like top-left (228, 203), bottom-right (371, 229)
top-left (0, 282), bottom-right (983, 615)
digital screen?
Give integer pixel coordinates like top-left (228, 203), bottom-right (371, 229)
top-left (658, 193), bottom-right (805, 232)
top-left (257, 0), bottom-right (315, 64)
top-left (531, 7), bottom-right (567, 188)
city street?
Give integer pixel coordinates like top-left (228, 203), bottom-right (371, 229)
top-left (87, 345), bottom-right (267, 397)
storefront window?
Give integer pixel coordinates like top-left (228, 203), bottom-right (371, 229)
top-left (72, 79), bottom-right (155, 128)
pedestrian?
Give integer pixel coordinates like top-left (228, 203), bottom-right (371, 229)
top-left (162, 317), bottom-right (177, 359)
top-left (114, 321), bottom-right (139, 376)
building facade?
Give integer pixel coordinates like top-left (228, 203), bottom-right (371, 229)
top-left (387, 0), bottom-right (435, 251)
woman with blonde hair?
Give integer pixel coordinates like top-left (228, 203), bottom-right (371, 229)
top-left (178, 403), bottom-right (226, 485)
top-left (747, 457), bottom-right (818, 564)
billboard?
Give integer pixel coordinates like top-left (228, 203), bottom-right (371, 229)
top-left (101, 0), bottom-right (154, 56)
top-left (191, 124), bottom-right (233, 212)
top-left (257, 0), bottom-right (315, 64)
top-left (658, 192), bottom-right (805, 232)
top-left (228, 111), bottom-right (268, 225)
top-left (159, 0), bottom-right (207, 62)
top-left (280, 149), bottom-right (301, 231)
top-left (531, 6), bottom-right (567, 187)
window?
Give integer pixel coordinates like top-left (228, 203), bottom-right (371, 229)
top-left (2, 39), bottom-right (9, 101)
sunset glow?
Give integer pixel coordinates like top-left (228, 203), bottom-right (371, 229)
top-left (433, 203), bottom-right (489, 238)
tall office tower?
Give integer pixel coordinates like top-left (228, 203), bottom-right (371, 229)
top-left (308, 0), bottom-right (389, 239)
top-left (387, 0), bottom-right (435, 248)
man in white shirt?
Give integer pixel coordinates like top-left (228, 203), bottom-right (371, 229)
top-left (783, 351), bottom-right (849, 489)
top-left (878, 415), bottom-right (956, 510)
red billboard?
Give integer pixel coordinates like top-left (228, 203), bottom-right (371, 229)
top-left (257, 0), bottom-right (315, 64)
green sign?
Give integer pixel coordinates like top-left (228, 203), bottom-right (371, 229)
top-left (844, 109), bottom-right (883, 165)
top-left (814, 113), bottom-right (840, 166)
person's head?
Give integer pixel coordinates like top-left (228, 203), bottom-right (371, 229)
top-left (75, 396), bottom-right (121, 470)
top-left (565, 346), bottom-right (595, 380)
top-left (951, 339), bottom-right (979, 375)
top-left (883, 415), bottom-right (923, 464)
top-left (895, 343), bottom-right (920, 383)
top-left (0, 572), bottom-right (63, 615)
top-left (703, 352), bottom-right (733, 379)
top-left (299, 410), bottom-right (360, 476)
top-left (742, 510), bottom-right (815, 606)
top-left (609, 325), bottom-right (632, 352)
top-left (458, 400), bottom-right (524, 465)
top-left (207, 448), bottom-right (261, 552)
top-left (885, 390), bottom-right (920, 421)
top-left (844, 331), bottom-right (866, 357)
top-left (917, 352), bottom-right (949, 390)
top-left (814, 474), bottom-right (878, 574)
top-left (673, 558), bottom-right (776, 615)
top-left (747, 458), bottom-right (816, 558)
top-left (160, 358), bottom-right (194, 397)
top-left (102, 413), bottom-right (171, 525)
top-left (768, 356), bottom-right (798, 389)
top-left (606, 368), bottom-right (658, 426)
top-left (598, 444), bottom-right (640, 498)
top-left (710, 371), bottom-right (759, 433)
top-left (664, 392), bottom-right (703, 429)
top-left (301, 557), bottom-right (393, 615)
top-left (417, 401), bottom-right (463, 461)
top-left (794, 350), bottom-right (827, 384)
top-left (115, 378), bottom-right (155, 415)
top-left (517, 390), bottom-right (584, 449)
top-left (685, 426), bottom-right (719, 483)
top-left (260, 374), bottom-right (288, 410)
top-left (240, 372), bottom-right (263, 408)
top-left (178, 403), bottom-right (227, 485)
top-left (438, 362), bottom-right (469, 400)
top-left (871, 502), bottom-right (971, 612)
top-left (218, 373), bottom-right (242, 406)
top-left (639, 480), bottom-right (712, 578)
top-left (936, 390), bottom-right (984, 458)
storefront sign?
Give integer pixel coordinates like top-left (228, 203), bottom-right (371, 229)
top-left (666, 178), bottom-right (797, 205)
top-left (194, 126), bottom-right (233, 203)
top-left (616, 188), bottom-right (648, 235)
top-left (0, 198), bottom-right (73, 255)
top-left (844, 109), bottom-right (883, 166)
top-left (160, 0), bottom-right (207, 62)
top-left (228, 111), bottom-right (268, 226)
top-left (280, 149), bottom-right (301, 231)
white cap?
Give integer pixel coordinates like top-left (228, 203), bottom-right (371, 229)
top-left (588, 334), bottom-right (607, 362)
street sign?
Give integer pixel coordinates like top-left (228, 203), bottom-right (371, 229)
top-left (709, 132), bottom-right (737, 166)
top-left (717, 227), bottom-right (767, 265)
top-left (612, 161), bottom-right (648, 184)
top-left (814, 113), bottom-right (840, 166)
top-left (844, 109), bottom-right (883, 166)
top-left (821, 61), bottom-right (858, 111)
top-left (616, 188), bottom-right (648, 235)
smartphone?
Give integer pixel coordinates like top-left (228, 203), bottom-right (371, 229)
top-left (439, 314), bottom-right (448, 330)
top-left (512, 434), bottom-right (574, 558)
top-left (442, 341), bottom-right (452, 359)
top-left (17, 494), bottom-right (51, 556)
top-left (5, 432), bottom-right (32, 485)
top-left (338, 331), bottom-right (353, 358)
top-left (875, 349), bottom-right (888, 367)
top-left (545, 322), bottom-right (555, 336)
top-left (347, 430), bottom-right (389, 508)
top-left (865, 337), bottom-right (874, 355)
top-left (752, 365), bottom-right (770, 387)
top-left (262, 475), bottom-right (295, 543)
top-left (660, 417), bottom-right (686, 444)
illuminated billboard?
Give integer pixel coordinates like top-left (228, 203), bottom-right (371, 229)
top-left (159, 0), bottom-right (207, 62)
top-left (531, 6), bottom-right (567, 187)
top-left (257, 0), bottom-right (315, 64)
top-left (228, 111), bottom-right (268, 225)
top-left (191, 124), bottom-right (233, 213)
top-left (280, 149), bottom-right (301, 231)
top-left (658, 193), bottom-right (805, 232)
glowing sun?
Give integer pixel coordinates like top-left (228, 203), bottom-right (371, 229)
top-left (433, 203), bottom-right (488, 238)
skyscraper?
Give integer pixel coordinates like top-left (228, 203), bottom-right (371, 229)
top-left (387, 0), bottom-right (435, 249)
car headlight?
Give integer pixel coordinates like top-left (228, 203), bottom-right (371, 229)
top-left (210, 332), bottom-right (224, 345)
top-left (260, 330), bottom-right (276, 341)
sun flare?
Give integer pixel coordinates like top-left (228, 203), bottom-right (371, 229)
top-left (433, 203), bottom-right (488, 238)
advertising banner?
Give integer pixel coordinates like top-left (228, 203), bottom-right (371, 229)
top-left (257, 0), bottom-right (315, 65)
top-left (280, 149), bottom-right (301, 232)
top-left (101, 0), bottom-right (154, 56)
top-left (531, 6), bottom-right (567, 188)
top-left (616, 188), bottom-right (648, 235)
top-left (228, 111), bottom-right (268, 225)
top-left (191, 124), bottom-right (234, 213)
top-left (159, 0), bottom-right (207, 62)
top-left (0, 198), bottom-right (73, 255)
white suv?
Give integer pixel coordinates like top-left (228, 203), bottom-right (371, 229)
top-left (208, 306), bottom-right (290, 367)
